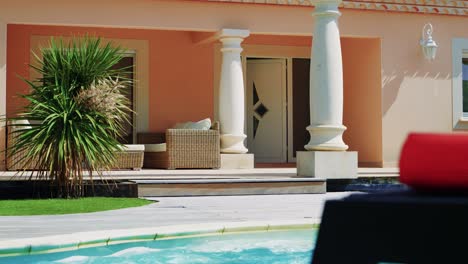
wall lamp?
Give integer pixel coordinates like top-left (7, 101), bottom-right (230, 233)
top-left (420, 23), bottom-right (438, 61)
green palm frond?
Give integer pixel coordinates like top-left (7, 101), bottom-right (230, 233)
top-left (5, 36), bottom-right (133, 198)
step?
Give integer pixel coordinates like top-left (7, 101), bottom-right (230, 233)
top-left (132, 178), bottom-right (326, 197)
top-left (358, 168), bottom-right (399, 178)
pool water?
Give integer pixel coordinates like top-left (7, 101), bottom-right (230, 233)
top-left (2, 229), bottom-right (317, 264)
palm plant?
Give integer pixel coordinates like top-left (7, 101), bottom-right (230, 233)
top-left (7, 37), bottom-right (131, 198)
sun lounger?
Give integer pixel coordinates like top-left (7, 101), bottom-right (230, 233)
top-left (313, 133), bottom-right (468, 263)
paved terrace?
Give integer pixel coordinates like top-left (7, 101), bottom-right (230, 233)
top-left (0, 167), bottom-right (399, 180)
top-left (0, 193), bottom-right (350, 241)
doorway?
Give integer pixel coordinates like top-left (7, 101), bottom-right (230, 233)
top-left (246, 58), bottom-right (287, 163)
top-left (245, 58), bottom-right (310, 163)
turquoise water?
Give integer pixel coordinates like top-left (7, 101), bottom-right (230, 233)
top-left (2, 229), bottom-right (317, 264)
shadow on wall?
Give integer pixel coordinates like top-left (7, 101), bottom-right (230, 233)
top-left (382, 70), bottom-right (452, 111)
top-left (381, 54), bottom-right (453, 167)
top-left (382, 69), bottom-right (451, 116)
top-left (381, 32), bottom-right (453, 118)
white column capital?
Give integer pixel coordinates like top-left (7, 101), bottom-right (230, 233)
top-left (216, 29), bottom-right (250, 40)
top-left (312, 0), bottom-right (342, 17)
top-left (216, 29), bottom-right (250, 53)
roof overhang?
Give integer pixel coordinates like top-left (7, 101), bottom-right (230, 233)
top-left (193, 0), bottom-right (467, 16)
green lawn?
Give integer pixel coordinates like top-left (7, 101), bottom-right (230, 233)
top-left (0, 198), bottom-right (153, 216)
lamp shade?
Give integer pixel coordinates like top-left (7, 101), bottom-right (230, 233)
top-left (420, 23), bottom-right (438, 61)
top-left (422, 36), bottom-right (438, 61)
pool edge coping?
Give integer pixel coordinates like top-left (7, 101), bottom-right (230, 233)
top-left (0, 219), bottom-right (320, 257)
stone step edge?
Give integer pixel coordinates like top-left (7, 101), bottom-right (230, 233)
top-left (131, 178), bottom-right (326, 184)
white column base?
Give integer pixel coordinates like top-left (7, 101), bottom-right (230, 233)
top-left (305, 125), bottom-right (348, 151)
top-left (220, 153), bottom-right (254, 169)
top-left (220, 134), bottom-right (248, 154)
top-left (297, 151), bottom-right (358, 179)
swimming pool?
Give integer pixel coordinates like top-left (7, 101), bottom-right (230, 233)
top-left (1, 229), bottom-right (317, 264)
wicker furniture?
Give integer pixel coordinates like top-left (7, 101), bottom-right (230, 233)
top-left (8, 131), bottom-right (144, 171)
top-left (6, 121), bottom-right (40, 171)
top-left (142, 123), bottom-right (220, 169)
top-left (7, 120), bottom-right (144, 171)
top-left (7, 130), bottom-right (39, 171)
top-left (112, 145), bottom-right (145, 170)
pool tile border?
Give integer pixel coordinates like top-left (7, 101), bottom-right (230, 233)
top-left (0, 220), bottom-right (320, 257)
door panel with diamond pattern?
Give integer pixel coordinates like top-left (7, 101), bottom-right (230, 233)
top-left (246, 59), bottom-right (287, 163)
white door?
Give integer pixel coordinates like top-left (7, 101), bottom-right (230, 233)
top-left (246, 59), bottom-right (287, 163)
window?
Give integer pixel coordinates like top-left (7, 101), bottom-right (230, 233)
top-left (41, 50), bottom-right (136, 143)
top-left (111, 54), bottom-right (136, 144)
top-left (32, 36), bottom-right (150, 140)
top-left (452, 39), bottom-right (468, 129)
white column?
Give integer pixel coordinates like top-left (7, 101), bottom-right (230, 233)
top-left (0, 21), bottom-right (6, 170)
top-left (217, 29), bottom-right (250, 154)
top-left (305, 0), bottom-right (348, 151)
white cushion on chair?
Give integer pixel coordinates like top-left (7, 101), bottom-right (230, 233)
top-left (145, 143), bottom-right (167, 152)
top-left (173, 118), bottom-right (211, 130)
top-left (121, 144), bottom-right (145, 152)
top-left (9, 119), bottom-right (32, 131)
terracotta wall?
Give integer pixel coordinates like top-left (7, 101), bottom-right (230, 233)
top-left (342, 38), bottom-right (383, 167)
top-left (6, 25), bottom-right (214, 132)
top-left (5, 25), bottom-right (384, 165)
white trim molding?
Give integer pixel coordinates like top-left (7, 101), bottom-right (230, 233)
top-left (452, 38), bottom-right (468, 130)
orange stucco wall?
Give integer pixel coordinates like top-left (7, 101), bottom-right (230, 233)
top-left (6, 24), bottom-right (383, 164)
top-left (6, 26), bottom-right (315, 132)
top-left (342, 38), bottom-right (383, 166)
top-left (6, 24), bottom-right (215, 132)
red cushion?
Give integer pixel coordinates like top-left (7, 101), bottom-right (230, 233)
top-left (399, 133), bottom-right (468, 190)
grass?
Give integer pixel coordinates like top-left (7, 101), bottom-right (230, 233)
top-left (0, 197), bottom-right (154, 216)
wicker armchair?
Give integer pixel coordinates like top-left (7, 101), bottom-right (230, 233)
top-left (112, 145), bottom-right (145, 170)
top-left (143, 123), bottom-right (220, 169)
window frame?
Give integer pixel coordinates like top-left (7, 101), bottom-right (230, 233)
top-left (452, 38), bottom-right (468, 130)
top-left (118, 52), bottom-right (137, 144)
